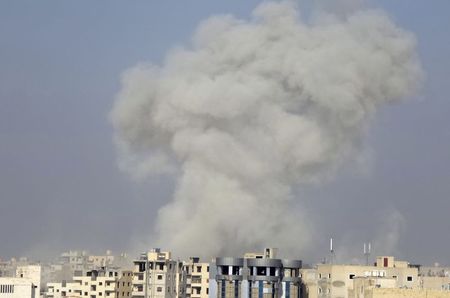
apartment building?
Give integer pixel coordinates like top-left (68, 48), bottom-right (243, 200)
top-left (0, 257), bottom-right (32, 278)
top-left (132, 249), bottom-right (178, 298)
top-left (302, 256), bottom-right (420, 298)
top-left (350, 276), bottom-right (450, 298)
top-left (16, 265), bottom-right (42, 296)
top-left (183, 258), bottom-right (209, 298)
top-left (59, 251), bottom-right (89, 272)
top-left (45, 280), bottom-right (80, 298)
top-left (45, 267), bottom-right (132, 298)
top-left (0, 277), bottom-right (38, 298)
top-left (215, 248), bottom-right (303, 298)
top-left (88, 251), bottom-right (115, 268)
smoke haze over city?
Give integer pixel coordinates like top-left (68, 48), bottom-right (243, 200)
top-left (111, 1), bottom-right (422, 258)
top-left (0, 0), bottom-right (449, 265)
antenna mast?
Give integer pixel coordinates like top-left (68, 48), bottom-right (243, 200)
top-left (364, 242), bottom-right (371, 266)
top-left (330, 237), bottom-right (335, 264)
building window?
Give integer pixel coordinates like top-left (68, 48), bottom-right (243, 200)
top-left (157, 287), bottom-right (162, 292)
top-left (407, 276), bottom-right (413, 281)
top-left (349, 274), bottom-right (355, 279)
top-left (157, 275), bottom-right (163, 280)
top-left (197, 266), bottom-right (201, 273)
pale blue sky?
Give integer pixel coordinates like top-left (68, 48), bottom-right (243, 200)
top-left (0, 0), bottom-right (449, 265)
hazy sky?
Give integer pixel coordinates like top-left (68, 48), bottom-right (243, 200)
top-left (0, 0), bottom-right (449, 265)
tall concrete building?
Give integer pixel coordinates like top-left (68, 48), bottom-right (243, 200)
top-left (182, 257), bottom-right (210, 298)
top-left (215, 248), bottom-right (303, 298)
top-left (132, 249), bottom-right (179, 298)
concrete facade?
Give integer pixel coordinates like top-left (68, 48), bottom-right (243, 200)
top-left (0, 277), bottom-right (37, 298)
top-left (215, 249), bottom-right (302, 298)
top-left (132, 249), bottom-right (178, 298)
top-left (306, 256), bottom-right (419, 298)
top-left (16, 265), bottom-right (41, 296)
top-left (183, 258), bottom-right (209, 298)
top-left (354, 287), bottom-right (450, 298)
top-left (45, 267), bottom-right (132, 298)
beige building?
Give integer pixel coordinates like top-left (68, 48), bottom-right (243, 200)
top-left (45, 267), bottom-right (132, 298)
top-left (301, 268), bottom-right (319, 298)
top-left (302, 256), bottom-right (420, 298)
top-left (350, 284), bottom-right (450, 298)
top-left (183, 258), bottom-right (209, 298)
top-left (421, 276), bottom-right (450, 291)
top-left (132, 249), bottom-right (178, 298)
top-left (45, 280), bottom-right (80, 298)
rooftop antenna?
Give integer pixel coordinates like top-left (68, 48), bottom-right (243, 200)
top-left (330, 237), bottom-right (335, 264)
top-left (364, 242), bottom-right (371, 266)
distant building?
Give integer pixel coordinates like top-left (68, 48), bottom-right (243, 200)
top-left (88, 250), bottom-right (115, 268)
top-left (59, 251), bottom-right (89, 271)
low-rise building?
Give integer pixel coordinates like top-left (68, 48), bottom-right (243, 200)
top-left (16, 265), bottom-right (41, 296)
top-left (0, 277), bottom-right (38, 298)
top-left (300, 256), bottom-right (449, 298)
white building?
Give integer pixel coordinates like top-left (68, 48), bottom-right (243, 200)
top-left (0, 277), bottom-right (37, 298)
top-left (16, 265), bottom-right (41, 296)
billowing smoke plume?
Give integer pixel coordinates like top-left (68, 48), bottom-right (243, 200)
top-left (111, 1), bottom-right (422, 258)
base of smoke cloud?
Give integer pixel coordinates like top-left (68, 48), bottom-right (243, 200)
top-left (111, 0), bottom-right (422, 258)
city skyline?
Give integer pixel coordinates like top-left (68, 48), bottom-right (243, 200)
top-left (0, 0), bottom-right (449, 266)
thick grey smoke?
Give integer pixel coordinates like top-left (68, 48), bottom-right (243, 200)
top-left (111, 1), bottom-right (422, 258)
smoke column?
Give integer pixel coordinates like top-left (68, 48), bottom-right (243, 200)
top-left (111, 1), bottom-right (422, 258)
